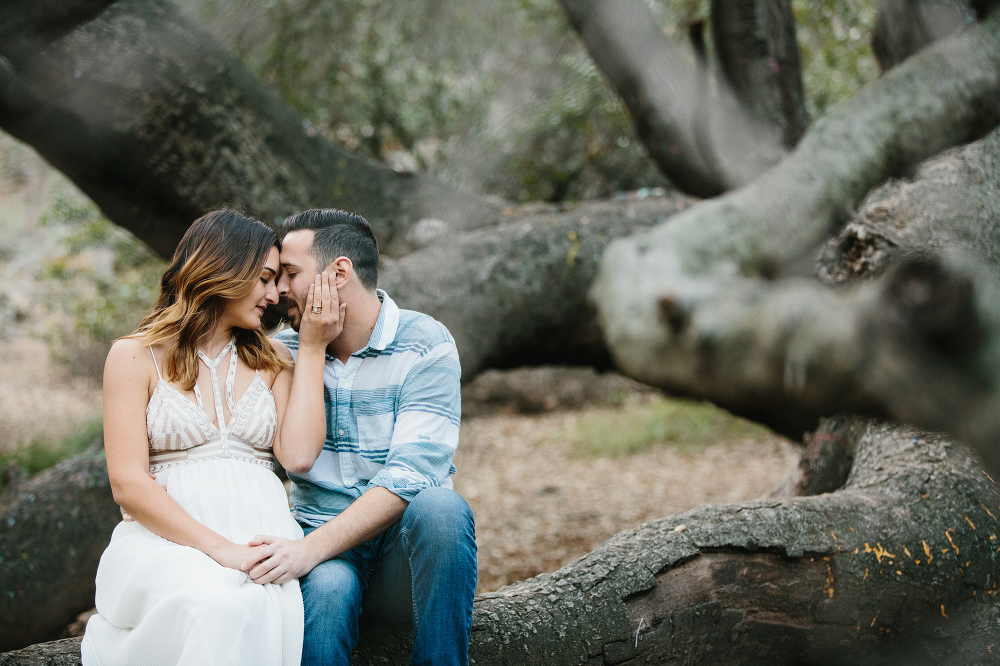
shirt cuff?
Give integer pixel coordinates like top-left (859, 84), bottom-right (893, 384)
top-left (366, 468), bottom-right (431, 502)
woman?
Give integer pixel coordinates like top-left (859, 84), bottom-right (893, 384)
top-left (82, 209), bottom-right (339, 666)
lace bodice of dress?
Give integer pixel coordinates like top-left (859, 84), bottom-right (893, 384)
top-left (145, 339), bottom-right (278, 472)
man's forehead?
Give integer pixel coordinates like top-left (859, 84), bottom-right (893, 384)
top-left (279, 229), bottom-right (316, 266)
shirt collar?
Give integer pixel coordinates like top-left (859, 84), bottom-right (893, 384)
top-left (357, 289), bottom-right (398, 354)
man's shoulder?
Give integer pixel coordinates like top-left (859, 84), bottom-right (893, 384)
top-left (272, 327), bottom-right (299, 349)
top-left (393, 308), bottom-right (455, 349)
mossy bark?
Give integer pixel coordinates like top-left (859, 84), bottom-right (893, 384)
top-left (0, 449), bottom-right (118, 653)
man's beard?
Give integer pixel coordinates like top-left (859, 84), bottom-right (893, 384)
top-left (284, 297), bottom-right (302, 331)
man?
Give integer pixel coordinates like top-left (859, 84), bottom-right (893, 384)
top-left (243, 208), bottom-right (476, 665)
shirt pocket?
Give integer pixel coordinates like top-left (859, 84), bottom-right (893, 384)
top-left (355, 412), bottom-right (395, 470)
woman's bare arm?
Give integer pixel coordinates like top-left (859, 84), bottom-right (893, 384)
top-left (270, 272), bottom-right (344, 473)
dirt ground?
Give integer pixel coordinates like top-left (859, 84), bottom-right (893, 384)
top-left (455, 408), bottom-right (798, 593)
top-left (0, 338), bottom-right (101, 453)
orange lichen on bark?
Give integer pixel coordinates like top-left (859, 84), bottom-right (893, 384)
top-left (945, 529), bottom-right (960, 556)
top-left (863, 542), bottom-right (896, 562)
top-left (824, 562), bottom-right (835, 598)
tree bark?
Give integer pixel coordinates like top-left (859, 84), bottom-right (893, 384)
top-left (710, 0), bottom-right (810, 148)
top-left (0, 0), bottom-right (496, 259)
top-left (0, 446), bottom-right (118, 653)
top-left (592, 14), bottom-right (1000, 462)
top-left (381, 195), bottom-right (693, 379)
top-left (7, 420), bottom-right (1000, 664)
top-left (872, 0), bottom-right (975, 72)
top-left (557, 0), bottom-right (790, 198)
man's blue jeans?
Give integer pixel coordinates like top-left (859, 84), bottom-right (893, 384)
top-left (299, 487), bottom-right (477, 666)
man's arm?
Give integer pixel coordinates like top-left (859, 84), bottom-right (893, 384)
top-left (244, 331), bottom-right (462, 585)
top-left (243, 486), bottom-right (406, 585)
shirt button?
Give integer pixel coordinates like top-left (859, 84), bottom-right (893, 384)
top-left (338, 429), bottom-right (345, 436)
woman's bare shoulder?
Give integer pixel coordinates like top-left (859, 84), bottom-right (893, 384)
top-left (105, 337), bottom-right (157, 380)
top-left (268, 337), bottom-right (294, 364)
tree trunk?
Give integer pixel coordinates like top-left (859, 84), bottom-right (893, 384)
top-left (6, 420), bottom-right (1000, 664)
top-left (710, 0), bottom-right (810, 148)
top-left (0, 0), bottom-right (496, 258)
top-left (0, 446), bottom-right (118, 653)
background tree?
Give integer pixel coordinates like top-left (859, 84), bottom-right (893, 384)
top-left (4, 0), bottom-right (1000, 663)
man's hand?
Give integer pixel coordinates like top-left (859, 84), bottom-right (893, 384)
top-left (211, 540), bottom-right (272, 572)
top-left (298, 272), bottom-right (347, 351)
top-left (241, 534), bottom-right (322, 585)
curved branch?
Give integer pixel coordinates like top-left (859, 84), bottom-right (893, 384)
top-left (592, 14), bottom-right (1000, 462)
top-left (557, 0), bottom-right (789, 197)
top-left (710, 0), bottom-right (810, 148)
top-left (382, 196), bottom-right (694, 379)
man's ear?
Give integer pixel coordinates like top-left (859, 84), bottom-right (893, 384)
top-left (326, 256), bottom-right (353, 288)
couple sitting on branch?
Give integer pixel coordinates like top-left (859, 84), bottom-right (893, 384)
top-left (81, 208), bottom-right (477, 666)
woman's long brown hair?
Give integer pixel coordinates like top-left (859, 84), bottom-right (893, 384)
top-left (134, 209), bottom-right (288, 389)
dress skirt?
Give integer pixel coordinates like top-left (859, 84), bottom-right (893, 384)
top-left (81, 458), bottom-right (304, 666)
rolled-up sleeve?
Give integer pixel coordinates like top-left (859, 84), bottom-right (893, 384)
top-left (366, 340), bottom-right (461, 501)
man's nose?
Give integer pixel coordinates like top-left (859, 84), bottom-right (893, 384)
top-left (276, 273), bottom-right (288, 296)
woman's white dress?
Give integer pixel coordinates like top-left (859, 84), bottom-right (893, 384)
top-left (82, 341), bottom-right (303, 666)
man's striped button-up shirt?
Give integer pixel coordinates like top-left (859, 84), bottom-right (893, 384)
top-left (273, 290), bottom-right (461, 527)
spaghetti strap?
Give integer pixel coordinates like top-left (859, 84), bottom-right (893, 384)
top-left (149, 347), bottom-right (163, 380)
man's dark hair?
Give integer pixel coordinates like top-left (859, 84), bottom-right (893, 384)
top-left (282, 209), bottom-right (379, 290)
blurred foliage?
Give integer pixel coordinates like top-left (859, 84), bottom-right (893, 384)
top-left (0, 415), bottom-right (103, 489)
top-left (179, 0), bottom-right (668, 202)
top-left (38, 196), bottom-right (164, 378)
top-left (569, 395), bottom-right (773, 457)
top-left (178, 0), bottom-right (878, 202)
top-left (792, 0), bottom-right (879, 116)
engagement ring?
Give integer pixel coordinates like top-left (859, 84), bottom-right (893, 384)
top-left (312, 306), bottom-right (322, 314)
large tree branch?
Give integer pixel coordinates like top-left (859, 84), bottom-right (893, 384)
top-left (381, 196), bottom-right (693, 379)
top-left (593, 13), bottom-right (1000, 464)
top-left (557, 0), bottom-right (793, 198)
top-left (0, 0), bottom-right (496, 258)
top-left (7, 420), bottom-right (1000, 664)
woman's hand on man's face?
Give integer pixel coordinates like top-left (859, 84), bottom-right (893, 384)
top-left (298, 271), bottom-right (346, 350)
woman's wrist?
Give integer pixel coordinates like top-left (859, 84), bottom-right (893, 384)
top-left (296, 342), bottom-right (328, 359)
top-left (205, 536), bottom-right (237, 565)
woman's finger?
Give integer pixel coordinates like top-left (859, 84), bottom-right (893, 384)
top-left (304, 283), bottom-right (315, 315)
top-left (321, 271), bottom-right (333, 310)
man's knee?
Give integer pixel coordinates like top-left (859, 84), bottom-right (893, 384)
top-left (402, 487), bottom-right (475, 545)
top-left (300, 558), bottom-right (362, 610)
